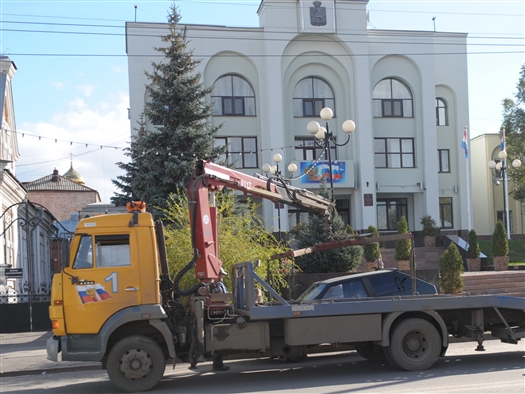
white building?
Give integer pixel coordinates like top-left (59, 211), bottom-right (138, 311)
top-left (126, 0), bottom-right (471, 235)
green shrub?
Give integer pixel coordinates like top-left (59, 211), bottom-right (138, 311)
top-left (467, 229), bottom-right (480, 259)
top-left (420, 215), bottom-right (439, 237)
top-left (363, 225), bottom-right (380, 263)
top-left (395, 216), bottom-right (412, 260)
top-left (491, 220), bottom-right (509, 257)
top-left (440, 243), bottom-right (464, 294)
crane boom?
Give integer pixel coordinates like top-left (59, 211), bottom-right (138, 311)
top-left (187, 159), bottom-right (334, 281)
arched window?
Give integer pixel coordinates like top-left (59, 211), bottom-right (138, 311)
top-left (212, 75), bottom-right (255, 116)
top-left (436, 98), bottom-right (448, 126)
top-left (372, 78), bottom-right (413, 118)
top-left (293, 77), bottom-right (335, 117)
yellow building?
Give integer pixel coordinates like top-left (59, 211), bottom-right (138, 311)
top-left (471, 133), bottom-right (524, 236)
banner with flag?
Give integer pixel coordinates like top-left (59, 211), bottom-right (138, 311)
top-left (77, 284), bottom-right (113, 304)
top-left (500, 129), bottom-right (505, 151)
top-left (461, 127), bottom-right (468, 159)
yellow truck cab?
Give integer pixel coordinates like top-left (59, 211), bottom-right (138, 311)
top-left (47, 210), bottom-right (175, 368)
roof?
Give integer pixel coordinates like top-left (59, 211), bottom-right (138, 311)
top-left (23, 172), bottom-right (98, 193)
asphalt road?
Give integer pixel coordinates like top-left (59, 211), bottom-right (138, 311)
top-left (1, 340), bottom-right (523, 394)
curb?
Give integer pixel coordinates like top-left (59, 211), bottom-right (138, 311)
top-left (0, 364), bottom-right (102, 378)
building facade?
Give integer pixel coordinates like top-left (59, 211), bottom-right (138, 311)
top-left (471, 133), bottom-right (524, 236)
top-left (0, 56), bottom-right (56, 301)
top-left (23, 166), bottom-right (101, 222)
top-left (126, 0), bottom-right (471, 234)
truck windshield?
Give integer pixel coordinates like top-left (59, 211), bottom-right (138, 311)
top-left (296, 283), bottom-right (327, 301)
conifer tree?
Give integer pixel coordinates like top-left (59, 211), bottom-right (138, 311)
top-left (112, 4), bottom-right (224, 217)
top-left (294, 178), bottom-right (362, 273)
top-left (439, 243), bottom-right (464, 294)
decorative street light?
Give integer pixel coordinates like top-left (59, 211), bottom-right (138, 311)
top-left (307, 107), bottom-right (355, 202)
top-left (262, 153), bottom-right (298, 242)
top-left (262, 153), bottom-right (297, 285)
top-left (488, 149), bottom-right (522, 240)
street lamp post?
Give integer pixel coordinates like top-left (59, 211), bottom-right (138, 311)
top-left (488, 149), bottom-right (522, 240)
top-left (262, 153), bottom-right (297, 284)
top-left (262, 153), bottom-right (298, 243)
top-left (307, 107), bottom-right (355, 202)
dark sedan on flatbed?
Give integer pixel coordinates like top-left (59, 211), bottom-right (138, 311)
top-left (296, 269), bottom-right (437, 302)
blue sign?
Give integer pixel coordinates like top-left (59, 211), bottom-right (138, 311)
top-left (299, 161), bottom-right (346, 184)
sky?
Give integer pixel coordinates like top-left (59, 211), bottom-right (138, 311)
top-left (1, 0), bottom-right (523, 203)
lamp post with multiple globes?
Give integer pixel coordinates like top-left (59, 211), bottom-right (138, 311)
top-left (487, 149), bottom-right (522, 240)
top-left (306, 107), bottom-right (355, 202)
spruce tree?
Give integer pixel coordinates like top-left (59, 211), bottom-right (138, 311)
top-left (294, 178), bottom-right (362, 273)
top-left (112, 4), bottom-right (224, 217)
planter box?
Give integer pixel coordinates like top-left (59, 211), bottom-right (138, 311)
top-left (397, 260), bottom-right (410, 270)
top-left (493, 256), bottom-right (509, 271)
top-left (466, 258), bottom-right (481, 272)
top-left (424, 236), bottom-right (436, 247)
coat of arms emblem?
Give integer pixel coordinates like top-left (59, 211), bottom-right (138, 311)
top-left (310, 1), bottom-right (327, 27)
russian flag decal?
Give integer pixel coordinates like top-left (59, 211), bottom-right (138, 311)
top-left (77, 284), bottom-right (113, 304)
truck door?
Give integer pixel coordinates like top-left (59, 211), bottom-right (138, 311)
top-left (62, 233), bottom-right (141, 334)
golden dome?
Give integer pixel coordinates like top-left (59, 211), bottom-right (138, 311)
top-left (63, 163), bottom-right (85, 185)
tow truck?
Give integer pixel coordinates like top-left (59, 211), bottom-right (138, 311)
top-left (47, 159), bottom-right (525, 392)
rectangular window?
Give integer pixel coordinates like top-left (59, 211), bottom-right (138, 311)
top-left (288, 199), bottom-right (350, 230)
top-left (221, 97), bottom-right (245, 116)
top-left (376, 199), bottom-right (408, 230)
top-left (439, 198), bottom-right (453, 228)
top-left (301, 99), bottom-right (325, 117)
top-left (295, 137), bottom-right (336, 161)
top-left (373, 99), bottom-right (412, 118)
top-left (438, 149), bottom-right (450, 173)
top-left (374, 138), bottom-right (414, 168)
top-left (95, 235), bottom-right (131, 267)
top-left (214, 137), bottom-right (258, 169)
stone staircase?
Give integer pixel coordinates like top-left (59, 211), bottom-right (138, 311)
top-left (461, 271), bottom-right (525, 297)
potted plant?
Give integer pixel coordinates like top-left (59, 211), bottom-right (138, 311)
top-left (440, 243), bottom-right (464, 294)
top-left (395, 216), bottom-right (412, 270)
top-left (420, 215), bottom-right (439, 247)
top-left (466, 229), bottom-right (481, 271)
top-left (363, 225), bottom-right (381, 271)
top-left (492, 220), bottom-right (509, 271)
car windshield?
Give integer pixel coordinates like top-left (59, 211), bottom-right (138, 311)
top-left (296, 283), bottom-right (327, 301)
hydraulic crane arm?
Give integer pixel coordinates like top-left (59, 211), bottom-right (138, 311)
top-left (187, 159), bottom-right (334, 281)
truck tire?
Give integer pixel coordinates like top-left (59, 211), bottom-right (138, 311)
top-left (106, 335), bottom-right (166, 393)
top-left (355, 342), bottom-right (388, 363)
top-left (386, 318), bottom-right (441, 371)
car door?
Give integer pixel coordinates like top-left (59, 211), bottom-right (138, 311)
top-left (62, 233), bottom-right (141, 334)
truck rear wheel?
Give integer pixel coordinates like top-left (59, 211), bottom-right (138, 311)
top-left (386, 318), bottom-right (441, 371)
top-left (106, 335), bottom-right (166, 393)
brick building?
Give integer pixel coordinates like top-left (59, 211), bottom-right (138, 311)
top-left (23, 164), bottom-right (101, 222)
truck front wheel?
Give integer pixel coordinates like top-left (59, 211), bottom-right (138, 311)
top-left (386, 318), bottom-right (441, 371)
top-left (106, 335), bottom-right (166, 393)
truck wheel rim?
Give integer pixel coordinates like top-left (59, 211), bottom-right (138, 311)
top-left (119, 348), bottom-right (153, 381)
top-left (402, 330), bottom-right (427, 358)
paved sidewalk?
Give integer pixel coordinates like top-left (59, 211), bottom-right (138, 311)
top-left (0, 331), bottom-right (100, 377)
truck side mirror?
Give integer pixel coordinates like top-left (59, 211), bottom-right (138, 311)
top-left (61, 238), bottom-right (71, 268)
